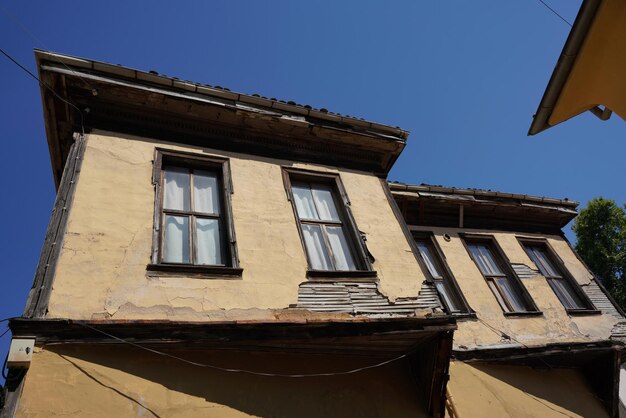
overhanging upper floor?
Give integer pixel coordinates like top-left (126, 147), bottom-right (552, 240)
top-left (35, 50), bottom-right (409, 186)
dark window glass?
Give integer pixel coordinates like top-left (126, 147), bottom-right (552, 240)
top-left (466, 240), bottom-right (536, 313)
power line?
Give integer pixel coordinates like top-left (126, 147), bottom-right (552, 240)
top-left (77, 322), bottom-right (410, 378)
top-left (0, 4), bottom-right (93, 89)
top-left (0, 46), bottom-right (84, 135)
top-left (0, 328), bottom-right (10, 340)
top-left (476, 316), bottom-right (553, 369)
top-left (537, 0), bottom-right (573, 27)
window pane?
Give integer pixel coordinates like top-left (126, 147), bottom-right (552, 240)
top-left (528, 247), bottom-right (560, 278)
top-left (495, 277), bottom-right (527, 312)
top-left (302, 224), bottom-right (332, 270)
top-left (292, 184), bottom-right (319, 220)
top-left (311, 185), bottom-right (340, 221)
top-left (326, 226), bottom-right (357, 270)
top-left (550, 278), bottom-right (585, 310)
top-left (435, 281), bottom-right (461, 313)
top-left (193, 170), bottom-right (220, 215)
top-left (488, 280), bottom-right (510, 312)
top-left (163, 215), bottom-right (189, 263)
top-left (469, 244), bottom-right (503, 276)
top-left (164, 167), bottom-right (190, 211)
top-left (416, 242), bottom-right (443, 279)
top-left (196, 218), bottom-right (222, 265)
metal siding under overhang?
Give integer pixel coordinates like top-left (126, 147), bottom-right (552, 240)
top-left (549, 0), bottom-right (626, 126)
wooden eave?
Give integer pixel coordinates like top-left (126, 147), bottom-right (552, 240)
top-left (35, 50), bottom-right (409, 187)
top-left (389, 184), bottom-right (578, 233)
top-left (453, 340), bottom-right (622, 363)
top-left (9, 317), bottom-right (455, 356)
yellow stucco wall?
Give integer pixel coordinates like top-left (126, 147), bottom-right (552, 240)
top-left (16, 345), bottom-right (427, 418)
top-left (411, 227), bottom-right (618, 349)
top-left (46, 131), bottom-right (426, 320)
top-left (446, 361), bottom-right (609, 418)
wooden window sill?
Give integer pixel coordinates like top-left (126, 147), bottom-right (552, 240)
top-left (567, 309), bottom-right (602, 316)
top-left (146, 264), bottom-right (243, 279)
top-left (451, 312), bottom-right (477, 319)
top-left (306, 270), bottom-right (377, 280)
top-left (503, 311), bottom-right (543, 317)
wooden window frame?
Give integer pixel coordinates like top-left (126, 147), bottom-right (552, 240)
top-left (517, 237), bottom-right (599, 315)
top-left (412, 232), bottom-right (473, 316)
top-left (461, 234), bottom-right (541, 316)
top-left (282, 167), bottom-right (375, 279)
top-left (147, 149), bottom-right (242, 277)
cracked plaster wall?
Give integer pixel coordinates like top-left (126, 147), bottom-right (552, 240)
top-left (46, 131), bottom-right (425, 321)
top-left (410, 226), bottom-right (620, 350)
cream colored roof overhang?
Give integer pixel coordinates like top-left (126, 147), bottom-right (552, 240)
top-left (529, 0), bottom-right (626, 135)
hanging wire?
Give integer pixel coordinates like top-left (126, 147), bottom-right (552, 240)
top-left (77, 322), bottom-right (410, 378)
top-left (536, 0), bottom-right (573, 27)
top-left (0, 4), bottom-right (93, 89)
top-left (0, 46), bottom-right (84, 135)
top-left (476, 316), bottom-right (553, 369)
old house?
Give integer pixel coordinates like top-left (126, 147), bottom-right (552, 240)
top-left (390, 183), bottom-right (625, 417)
top-left (1, 50), bottom-right (455, 418)
top-left (2, 50), bottom-right (624, 418)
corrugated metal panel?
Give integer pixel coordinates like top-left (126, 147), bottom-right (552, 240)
top-left (297, 280), bottom-right (443, 316)
top-left (511, 263), bottom-right (540, 279)
top-left (582, 279), bottom-right (623, 320)
top-left (610, 322), bottom-right (626, 341)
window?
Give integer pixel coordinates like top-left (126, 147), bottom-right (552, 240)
top-left (414, 235), bottom-right (470, 314)
top-left (465, 238), bottom-right (538, 314)
top-left (149, 150), bottom-right (240, 275)
top-left (284, 169), bottom-right (372, 275)
top-left (522, 241), bottom-right (595, 312)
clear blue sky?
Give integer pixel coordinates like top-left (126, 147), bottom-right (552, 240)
top-left (1, 1), bottom-right (624, 380)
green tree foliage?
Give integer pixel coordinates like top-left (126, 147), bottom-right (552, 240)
top-left (573, 198), bottom-right (626, 309)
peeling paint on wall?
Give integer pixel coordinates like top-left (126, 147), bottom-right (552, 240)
top-left (46, 131), bottom-right (426, 321)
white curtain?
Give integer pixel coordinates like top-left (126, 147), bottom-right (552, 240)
top-left (194, 170), bottom-right (220, 215)
top-left (302, 224), bottom-right (331, 270)
top-left (326, 226), bottom-right (356, 270)
top-left (435, 281), bottom-right (459, 312)
top-left (196, 218), bottom-right (221, 265)
top-left (528, 247), bottom-right (559, 277)
top-left (164, 167), bottom-right (190, 211)
top-left (495, 278), bottom-right (525, 312)
top-left (293, 184), bottom-right (318, 220)
top-left (417, 243), bottom-right (443, 279)
top-left (469, 244), bottom-right (502, 276)
top-left (311, 186), bottom-right (339, 221)
top-left (163, 215), bottom-right (189, 263)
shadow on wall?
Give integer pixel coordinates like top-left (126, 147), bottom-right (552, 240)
top-left (21, 344), bottom-right (429, 418)
top-left (448, 361), bottom-right (610, 418)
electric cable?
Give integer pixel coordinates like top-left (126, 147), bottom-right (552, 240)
top-left (0, 46), bottom-right (85, 135)
top-left (77, 322), bottom-right (410, 378)
top-left (536, 0), bottom-right (573, 27)
top-left (0, 328), bottom-right (10, 340)
top-left (476, 316), bottom-right (553, 369)
top-left (0, 4), bottom-right (93, 89)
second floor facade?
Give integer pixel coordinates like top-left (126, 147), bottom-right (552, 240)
top-left (25, 50), bottom-right (625, 353)
top-left (390, 182), bottom-right (626, 351)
